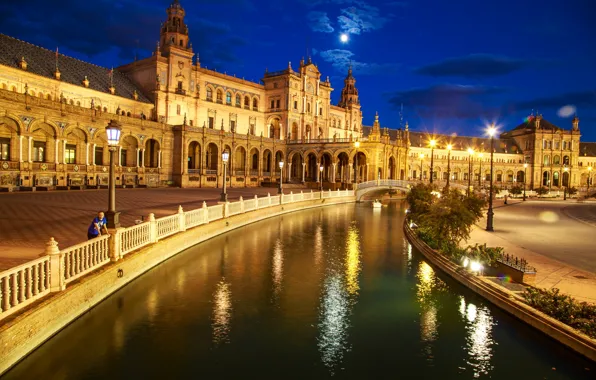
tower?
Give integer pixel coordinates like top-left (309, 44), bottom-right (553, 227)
top-left (338, 65), bottom-right (359, 108)
top-left (160, 0), bottom-right (192, 56)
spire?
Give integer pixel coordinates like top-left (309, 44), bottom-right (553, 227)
top-left (338, 64), bottom-right (359, 108)
top-left (159, 0), bottom-right (190, 55)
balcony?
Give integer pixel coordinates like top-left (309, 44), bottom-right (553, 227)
top-left (175, 88), bottom-right (186, 95)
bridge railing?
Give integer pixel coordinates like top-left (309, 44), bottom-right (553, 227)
top-left (0, 189), bottom-right (355, 321)
top-left (357, 179), bottom-right (412, 190)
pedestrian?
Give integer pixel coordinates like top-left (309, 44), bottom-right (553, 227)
top-left (504, 194), bottom-right (508, 204)
top-left (88, 211), bottom-right (109, 240)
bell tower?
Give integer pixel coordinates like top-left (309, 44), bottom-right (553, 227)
top-left (338, 65), bottom-right (359, 108)
top-left (160, 0), bottom-right (192, 56)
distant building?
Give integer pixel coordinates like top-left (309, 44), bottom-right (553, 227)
top-left (0, 0), bottom-right (594, 192)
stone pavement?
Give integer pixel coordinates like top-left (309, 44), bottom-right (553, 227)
top-left (0, 186), bottom-right (309, 270)
top-left (466, 199), bottom-right (596, 304)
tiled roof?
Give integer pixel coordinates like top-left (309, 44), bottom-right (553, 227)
top-left (510, 117), bottom-right (563, 132)
top-left (580, 142), bottom-right (596, 157)
top-left (409, 131), bottom-right (522, 154)
top-left (0, 34), bottom-right (151, 103)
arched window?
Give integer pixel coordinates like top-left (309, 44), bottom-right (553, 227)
top-left (307, 103), bottom-right (311, 113)
top-left (1, 83), bottom-right (6, 90)
top-left (235, 94), bottom-right (241, 106)
top-left (553, 155), bottom-right (560, 165)
top-left (226, 92), bottom-right (232, 105)
top-left (252, 98), bottom-right (258, 109)
top-left (216, 90), bottom-right (223, 103)
top-left (244, 96), bottom-right (250, 108)
top-left (543, 155), bottom-right (550, 166)
top-left (563, 155), bottom-right (570, 165)
top-left (127, 112), bottom-right (131, 117)
top-left (69, 99), bottom-right (74, 105)
top-left (46, 94), bottom-right (52, 100)
top-left (206, 87), bottom-right (213, 101)
top-left (11, 86), bottom-right (16, 92)
top-left (542, 171), bottom-right (550, 186)
top-left (76, 101), bottom-right (81, 106)
top-left (553, 172), bottom-right (560, 187)
top-left (103, 107), bottom-right (108, 112)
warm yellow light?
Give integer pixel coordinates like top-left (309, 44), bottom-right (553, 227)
top-left (524, 163), bottom-right (528, 168)
top-left (468, 148), bottom-right (474, 155)
top-left (429, 139), bottom-right (436, 148)
top-left (487, 125), bottom-right (496, 137)
top-left (478, 153), bottom-right (484, 158)
top-left (447, 144), bottom-right (452, 151)
top-left (564, 167), bottom-right (569, 172)
top-left (419, 153), bottom-right (425, 159)
top-left (589, 167), bottom-right (593, 172)
top-left (354, 141), bottom-right (360, 148)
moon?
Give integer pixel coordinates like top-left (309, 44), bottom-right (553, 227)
top-left (340, 34), bottom-right (349, 43)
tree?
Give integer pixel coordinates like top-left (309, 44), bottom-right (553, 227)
top-left (509, 185), bottom-right (522, 197)
top-left (405, 183), bottom-right (436, 224)
top-left (535, 187), bottom-right (549, 197)
top-left (419, 189), bottom-right (486, 250)
top-left (567, 186), bottom-right (578, 196)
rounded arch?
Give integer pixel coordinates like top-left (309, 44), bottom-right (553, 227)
top-left (234, 93), bottom-right (241, 106)
top-left (1, 83), bottom-right (7, 90)
top-left (244, 95), bottom-right (250, 108)
top-left (216, 89), bottom-right (223, 102)
top-left (262, 149), bottom-right (273, 174)
top-left (206, 142), bottom-right (219, 171)
top-left (252, 97), bottom-right (258, 110)
top-left (287, 150), bottom-right (303, 162)
top-left (248, 147), bottom-right (259, 173)
top-left (320, 151), bottom-right (333, 183)
top-left (29, 120), bottom-right (58, 138)
top-left (225, 91), bottom-right (232, 105)
top-left (63, 124), bottom-right (90, 141)
top-left (289, 150), bottom-right (303, 181)
top-left (0, 115), bottom-right (23, 134)
top-left (206, 85), bottom-right (214, 101)
top-left (64, 126), bottom-right (88, 143)
top-left (234, 146), bottom-right (246, 172)
top-left (267, 117), bottom-right (282, 139)
top-left (144, 138), bottom-right (161, 168)
top-left (302, 148), bottom-right (319, 160)
top-left (333, 149), bottom-right (351, 162)
top-left (188, 140), bottom-right (202, 171)
top-left (291, 121), bottom-right (299, 140)
top-left (388, 156), bottom-right (396, 180)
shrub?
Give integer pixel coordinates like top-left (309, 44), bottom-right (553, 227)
top-left (464, 243), bottom-right (503, 267)
top-left (509, 185), bottom-right (522, 197)
top-left (523, 287), bottom-right (596, 338)
top-left (567, 186), bottom-right (578, 196)
top-left (535, 187), bottom-right (549, 196)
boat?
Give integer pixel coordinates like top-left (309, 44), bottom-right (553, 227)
top-left (372, 199), bottom-right (382, 208)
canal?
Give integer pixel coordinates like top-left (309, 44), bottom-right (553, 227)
top-left (3, 203), bottom-right (593, 379)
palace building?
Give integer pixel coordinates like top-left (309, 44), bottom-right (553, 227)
top-left (0, 0), bottom-right (594, 193)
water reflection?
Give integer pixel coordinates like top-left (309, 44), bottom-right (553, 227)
top-left (314, 224), bottom-right (323, 268)
top-left (212, 280), bottom-right (232, 345)
top-left (272, 238), bottom-right (284, 300)
top-left (459, 297), bottom-right (495, 377)
top-left (317, 273), bottom-right (351, 375)
top-left (345, 223), bottom-right (361, 296)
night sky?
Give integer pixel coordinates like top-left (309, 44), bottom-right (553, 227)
top-left (1, 0), bottom-right (595, 141)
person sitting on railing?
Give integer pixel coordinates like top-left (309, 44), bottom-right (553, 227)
top-left (87, 211), bottom-right (109, 240)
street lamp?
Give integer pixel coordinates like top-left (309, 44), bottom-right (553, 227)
top-left (429, 139), bottom-right (436, 184)
top-left (563, 166), bottom-right (568, 200)
top-left (478, 152), bottom-right (484, 189)
top-left (354, 141), bottom-right (360, 184)
top-left (319, 165), bottom-right (324, 191)
top-left (523, 163), bottom-right (528, 201)
top-left (486, 125), bottom-right (496, 232)
top-left (467, 148), bottom-right (474, 197)
top-left (105, 120), bottom-right (122, 228)
top-left (278, 160), bottom-right (284, 194)
top-left (419, 153), bottom-right (424, 181)
top-left (220, 150), bottom-right (229, 202)
top-left (445, 144), bottom-right (452, 192)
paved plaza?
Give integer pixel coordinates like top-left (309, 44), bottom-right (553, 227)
top-left (0, 186), bottom-right (305, 269)
top-left (466, 199), bottom-right (596, 304)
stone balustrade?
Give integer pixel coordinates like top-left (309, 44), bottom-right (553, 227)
top-left (0, 189), bottom-right (354, 321)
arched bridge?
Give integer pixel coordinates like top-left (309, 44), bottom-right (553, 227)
top-left (355, 180), bottom-right (467, 201)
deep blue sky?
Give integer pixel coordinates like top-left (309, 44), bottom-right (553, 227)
top-left (2, 0), bottom-right (595, 140)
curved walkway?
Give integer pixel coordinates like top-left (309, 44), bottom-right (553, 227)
top-left (465, 199), bottom-right (596, 304)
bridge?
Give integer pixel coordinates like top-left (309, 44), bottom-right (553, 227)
top-left (355, 179), bottom-right (467, 201)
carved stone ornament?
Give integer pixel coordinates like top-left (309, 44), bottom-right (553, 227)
top-left (74, 165), bottom-right (79, 172)
top-left (41, 163), bottom-right (48, 171)
top-left (102, 167), bottom-right (107, 172)
top-left (2, 162), bottom-right (8, 170)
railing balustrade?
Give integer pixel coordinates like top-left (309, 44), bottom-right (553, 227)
top-left (0, 256), bottom-right (51, 318)
top-left (63, 235), bottom-right (110, 284)
top-left (0, 189), bottom-right (356, 320)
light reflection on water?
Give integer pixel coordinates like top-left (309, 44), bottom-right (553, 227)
top-left (3, 203), bottom-right (594, 380)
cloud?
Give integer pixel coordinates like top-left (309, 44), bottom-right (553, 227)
top-left (307, 11), bottom-right (334, 33)
top-left (337, 4), bottom-right (389, 34)
top-left (318, 49), bottom-right (399, 75)
top-left (386, 84), bottom-right (506, 119)
top-left (505, 91), bottom-right (596, 115)
top-left (0, 0), bottom-right (246, 66)
top-left (414, 54), bottom-right (530, 78)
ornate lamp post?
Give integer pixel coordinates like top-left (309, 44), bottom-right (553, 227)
top-left (445, 144), bottom-right (452, 192)
top-left (429, 139), bottom-right (436, 184)
top-left (588, 166), bottom-right (593, 195)
top-left (523, 163), bottom-right (528, 201)
top-left (278, 160), bottom-right (284, 194)
top-left (319, 165), bottom-right (324, 191)
top-left (419, 153), bottom-right (424, 181)
top-left (486, 125), bottom-right (496, 232)
top-left (220, 150), bottom-right (229, 202)
top-left (563, 166), bottom-right (568, 200)
top-left (105, 120), bottom-right (122, 228)
top-left (354, 141), bottom-right (360, 184)
top-left (467, 148), bottom-right (474, 197)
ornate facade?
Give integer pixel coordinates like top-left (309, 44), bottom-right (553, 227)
top-left (0, 0), bottom-right (594, 192)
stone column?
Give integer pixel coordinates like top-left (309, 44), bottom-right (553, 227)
top-left (92, 144), bottom-right (96, 165)
top-left (332, 163), bottom-right (336, 184)
top-left (118, 147), bottom-right (122, 166)
top-left (287, 163), bottom-right (292, 182)
top-left (366, 163), bottom-right (369, 181)
top-left (301, 162), bottom-right (306, 183)
top-left (19, 136), bottom-right (23, 162)
top-left (85, 143), bottom-right (89, 165)
top-left (136, 148), bottom-right (140, 167)
top-left (316, 161), bottom-right (321, 182)
top-left (141, 149), bottom-right (145, 167)
top-left (54, 139), bottom-right (59, 164)
top-left (158, 150), bottom-right (162, 168)
top-left (28, 136), bottom-right (32, 162)
top-left (62, 140), bottom-right (67, 164)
